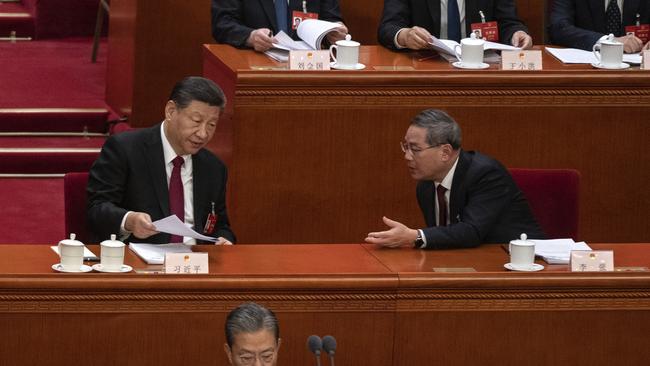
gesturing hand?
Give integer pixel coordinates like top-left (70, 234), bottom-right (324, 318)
top-left (365, 216), bottom-right (419, 248)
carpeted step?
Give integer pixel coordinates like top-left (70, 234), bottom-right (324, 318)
top-left (0, 2), bottom-right (34, 38)
top-left (0, 176), bottom-right (64, 244)
top-left (0, 108), bottom-right (110, 133)
top-left (0, 135), bottom-right (104, 174)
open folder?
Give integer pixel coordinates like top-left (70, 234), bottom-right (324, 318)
top-left (265, 19), bottom-right (342, 62)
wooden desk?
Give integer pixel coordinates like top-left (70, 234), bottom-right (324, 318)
top-left (203, 45), bottom-right (650, 244)
top-left (1, 243), bottom-right (649, 365)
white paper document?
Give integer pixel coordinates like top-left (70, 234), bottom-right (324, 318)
top-left (129, 243), bottom-right (193, 265)
top-left (530, 239), bottom-right (592, 264)
top-left (50, 246), bottom-right (98, 260)
top-left (265, 19), bottom-right (342, 62)
top-left (546, 47), bottom-right (642, 64)
top-left (429, 38), bottom-right (519, 60)
top-left (152, 215), bottom-right (217, 242)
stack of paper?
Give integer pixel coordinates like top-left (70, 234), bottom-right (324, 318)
top-left (265, 19), bottom-right (342, 62)
top-left (429, 38), bottom-right (520, 61)
top-left (530, 239), bottom-right (592, 264)
top-left (545, 47), bottom-right (642, 64)
top-left (129, 243), bottom-right (193, 265)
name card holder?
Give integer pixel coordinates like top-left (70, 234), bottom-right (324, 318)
top-left (289, 50), bottom-right (330, 71)
top-left (501, 50), bottom-right (543, 70)
top-left (570, 250), bottom-right (614, 272)
top-left (642, 50), bottom-right (650, 70)
top-left (164, 252), bottom-right (209, 274)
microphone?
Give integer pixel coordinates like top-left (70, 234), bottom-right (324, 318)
top-left (322, 335), bottom-right (337, 366)
top-left (307, 335), bottom-right (322, 366)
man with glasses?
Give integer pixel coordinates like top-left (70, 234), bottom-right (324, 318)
top-left (224, 302), bottom-right (281, 366)
top-left (365, 109), bottom-right (545, 249)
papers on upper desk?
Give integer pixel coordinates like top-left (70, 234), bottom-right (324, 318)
top-left (428, 38), bottom-right (520, 61)
top-left (129, 243), bottom-right (193, 265)
top-left (152, 215), bottom-right (217, 242)
top-left (265, 19), bottom-right (342, 62)
top-left (546, 47), bottom-right (642, 64)
top-left (530, 239), bottom-right (592, 265)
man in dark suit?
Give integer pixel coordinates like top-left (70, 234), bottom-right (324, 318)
top-left (212, 0), bottom-right (348, 52)
top-left (548, 0), bottom-right (650, 53)
top-left (365, 109), bottom-right (544, 249)
top-left (87, 77), bottom-right (236, 244)
top-left (377, 0), bottom-right (533, 51)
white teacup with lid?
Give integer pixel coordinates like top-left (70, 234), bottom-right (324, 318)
top-left (508, 233), bottom-right (536, 269)
top-left (593, 34), bottom-right (625, 68)
top-left (58, 233), bottom-right (85, 271)
top-left (329, 34), bottom-right (360, 69)
top-left (454, 32), bottom-right (485, 68)
top-left (100, 234), bottom-right (126, 272)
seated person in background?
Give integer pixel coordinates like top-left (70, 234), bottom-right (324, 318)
top-left (365, 109), bottom-right (545, 249)
top-left (87, 77), bottom-right (236, 245)
top-left (377, 0), bottom-right (533, 51)
top-left (548, 0), bottom-right (650, 53)
top-left (224, 302), bottom-right (281, 366)
top-left (212, 0), bottom-right (349, 52)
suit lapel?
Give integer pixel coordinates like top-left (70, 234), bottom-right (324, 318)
top-left (421, 181), bottom-right (436, 226)
top-left (622, 0), bottom-right (640, 25)
top-left (449, 150), bottom-right (470, 224)
top-left (464, 0), bottom-right (478, 35)
top-left (261, 0), bottom-right (278, 32)
top-left (591, 0), bottom-right (607, 32)
top-left (192, 152), bottom-right (208, 233)
top-left (144, 125), bottom-right (170, 217)
top-left (427, 0), bottom-right (442, 37)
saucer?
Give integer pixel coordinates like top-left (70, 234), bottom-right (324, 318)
top-left (330, 62), bottom-right (366, 70)
top-left (591, 62), bottom-right (630, 70)
top-left (452, 61), bottom-right (490, 70)
top-left (52, 263), bottom-right (93, 273)
top-left (504, 263), bottom-right (544, 272)
top-left (92, 263), bottom-right (133, 273)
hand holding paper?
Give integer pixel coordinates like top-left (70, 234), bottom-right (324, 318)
top-left (152, 215), bottom-right (217, 242)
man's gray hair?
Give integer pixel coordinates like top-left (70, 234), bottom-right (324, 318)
top-left (225, 302), bottom-right (279, 347)
top-left (410, 109), bottom-right (462, 149)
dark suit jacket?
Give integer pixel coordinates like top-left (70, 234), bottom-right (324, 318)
top-left (212, 0), bottom-right (345, 47)
top-left (416, 150), bottom-right (545, 249)
top-left (378, 0), bottom-right (529, 50)
top-left (87, 124), bottom-right (236, 244)
top-left (548, 0), bottom-right (649, 50)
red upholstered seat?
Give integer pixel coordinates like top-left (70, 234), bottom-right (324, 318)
top-left (509, 168), bottom-right (580, 240)
top-left (64, 172), bottom-right (90, 243)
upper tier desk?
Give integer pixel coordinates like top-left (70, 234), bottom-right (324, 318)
top-left (1, 243), bottom-right (649, 365)
top-left (203, 45), bottom-right (650, 244)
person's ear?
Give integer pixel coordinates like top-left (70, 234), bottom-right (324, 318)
top-left (224, 343), bottom-right (233, 365)
top-left (164, 100), bottom-right (177, 121)
top-left (440, 144), bottom-right (453, 161)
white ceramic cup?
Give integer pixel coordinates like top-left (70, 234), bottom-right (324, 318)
top-left (58, 233), bottom-right (85, 271)
top-left (593, 37), bottom-right (624, 68)
top-left (329, 34), bottom-right (360, 69)
top-left (454, 35), bottom-right (485, 67)
top-left (509, 233), bottom-right (535, 269)
top-left (100, 234), bottom-right (126, 271)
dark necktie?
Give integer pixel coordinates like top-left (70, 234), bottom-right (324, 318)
top-left (447, 0), bottom-right (462, 42)
top-left (605, 0), bottom-right (622, 36)
top-left (275, 0), bottom-right (289, 34)
top-left (436, 184), bottom-right (448, 227)
top-left (169, 156), bottom-right (185, 243)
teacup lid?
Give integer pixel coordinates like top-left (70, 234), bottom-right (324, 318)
top-left (509, 233), bottom-right (534, 246)
top-left (461, 32), bottom-right (485, 46)
top-left (101, 234), bottom-right (125, 248)
top-left (601, 33), bottom-right (622, 45)
top-left (336, 34), bottom-right (360, 47)
top-left (58, 233), bottom-right (84, 246)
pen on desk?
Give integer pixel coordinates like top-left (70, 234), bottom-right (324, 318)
top-left (417, 54), bottom-right (437, 62)
top-left (84, 256), bottom-right (100, 262)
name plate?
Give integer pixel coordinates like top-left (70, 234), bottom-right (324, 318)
top-left (289, 50), bottom-right (330, 71)
top-left (164, 252), bottom-right (209, 274)
top-left (501, 50), bottom-right (543, 70)
top-left (570, 250), bottom-right (614, 272)
top-left (643, 50), bottom-right (650, 70)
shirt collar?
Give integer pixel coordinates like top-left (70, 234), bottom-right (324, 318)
top-left (160, 121), bottom-right (190, 165)
top-left (437, 153), bottom-right (460, 190)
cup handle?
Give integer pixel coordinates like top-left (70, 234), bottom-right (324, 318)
top-left (593, 43), bottom-right (601, 63)
top-left (329, 44), bottom-right (337, 64)
top-left (454, 44), bottom-right (462, 63)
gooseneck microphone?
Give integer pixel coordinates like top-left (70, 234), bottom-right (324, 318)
top-left (322, 335), bottom-right (337, 366)
top-left (307, 335), bottom-right (323, 366)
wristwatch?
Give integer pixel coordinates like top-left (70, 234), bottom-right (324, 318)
top-left (414, 230), bottom-right (425, 248)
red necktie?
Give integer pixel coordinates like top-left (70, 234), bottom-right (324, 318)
top-left (169, 156), bottom-right (185, 243)
top-left (436, 184), bottom-right (447, 227)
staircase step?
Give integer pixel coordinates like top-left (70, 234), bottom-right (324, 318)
top-left (0, 135), bottom-right (104, 174)
top-left (0, 108), bottom-right (109, 133)
top-left (0, 2), bottom-right (34, 38)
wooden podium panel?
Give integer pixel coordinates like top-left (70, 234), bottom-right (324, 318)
top-left (203, 44), bottom-right (650, 244)
top-left (1, 243), bottom-right (650, 365)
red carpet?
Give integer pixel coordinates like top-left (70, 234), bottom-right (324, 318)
top-left (0, 177), bottom-right (64, 244)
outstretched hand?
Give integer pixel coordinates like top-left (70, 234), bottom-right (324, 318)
top-left (365, 216), bottom-right (418, 248)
